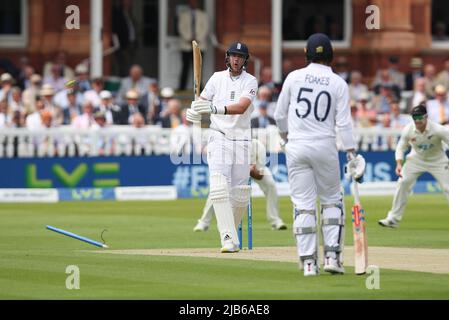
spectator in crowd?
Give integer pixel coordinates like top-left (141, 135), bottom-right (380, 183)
top-left (376, 113), bottom-right (394, 149)
top-left (41, 110), bottom-right (55, 129)
top-left (40, 84), bottom-right (63, 126)
top-left (74, 64), bottom-right (91, 93)
top-left (281, 59), bottom-right (295, 85)
top-left (372, 69), bottom-right (401, 99)
top-left (0, 100), bottom-right (9, 128)
top-left (356, 92), bottom-right (377, 128)
top-left (9, 87), bottom-right (23, 113)
top-left (385, 56), bottom-right (405, 90)
top-left (116, 64), bottom-right (152, 105)
top-left (426, 84), bottom-right (449, 125)
top-left (177, 0), bottom-right (209, 90)
top-left (146, 79), bottom-right (163, 125)
top-left (423, 64), bottom-right (439, 98)
top-left (22, 74), bottom-right (42, 115)
top-left (390, 100), bottom-right (411, 129)
top-left (18, 64), bottom-right (35, 91)
top-left (372, 84), bottom-right (396, 114)
top-left (9, 110), bottom-right (25, 128)
top-left (91, 110), bottom-right (112, 156)
top-left (83, 77), bottom-right (104, 108)
top-left (96, 90), bottom-right (117, 125)
top-left (334, 56), bottom-right (350, 83)
top-left (92, 110), bottom-right (109, 129)
top-left (54, 80), bottom-right (84, 111)
top-left (113, 89), bottom-right (146, 125)
top-left (42, 51), bottom-right (74, 81)
top-left (259, 66), bottom-right (277, 90)
top-left (112, 0), bottom-right (138, 76)
top-left (72, 101), bottom-right (96, 129)
top-left (170, 109), bottom-right (192, 156)
top-left (405, 57), bottom-right (424, 91)
top-left (433, 21), bottom-right (449, 41)
top-left (159, 98), bottom-right (182, 129)
top-left (437, 58), bottom-right (449, 89)
top-left (158, 86), bottom-right (175, 119)
top-left (251, 101), bottom-right (275, 128)
top-left (43, 64), bottom-right (66, 93)
top-left (348, 70), bottom-right (368, 102)
top-left (26, 97), bottom-right (45, 130)
top-left (251, 85), bottom-right (276, 118)
top-left (62, 89), bottom-right (83, 125)
top-left (412, 77), bottom-right (427, 107)
top-left (0, 73), bottom-right (14, 102)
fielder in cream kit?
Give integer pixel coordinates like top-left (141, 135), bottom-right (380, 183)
top-left (186, 42), bottom-right (258, 252)
top-left (274, 33), bottom-right (365, 276)
top-left (379, 104), bottom-right (449, 228)
top-left (193, 139), bottom-right (287, 232)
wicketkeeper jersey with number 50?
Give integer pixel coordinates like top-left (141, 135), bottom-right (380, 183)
top-left (201, 69), bottom-right (258, 140)
top-left (274, 63), bottom-right (356, 150)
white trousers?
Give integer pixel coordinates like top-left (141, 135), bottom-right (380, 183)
top-left (286, 139), bottom-right (344, 262)
top-left (207, 130), bottom-right (250, 188)
top-left (198, 167), bottom-right (284, 227)
top-left (387, 155), bottom-right (449, 221)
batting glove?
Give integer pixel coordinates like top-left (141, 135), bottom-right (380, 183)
top-left (191, 100), bottom-right (226, 115)
top-left (186, 108), bottom-right (202, 123)
top-left (346, 152), bottom-right (366, 183)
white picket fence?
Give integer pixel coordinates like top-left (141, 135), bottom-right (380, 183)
top-left (0, 126), bottom-right (403, 158)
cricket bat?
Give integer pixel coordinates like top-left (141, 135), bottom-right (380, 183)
top-left (191, 40), bottom-right (202, 152)
top-left (352, 180), bottom-right (368, 275)
top-left (192, 40), bottom-right (202, 100)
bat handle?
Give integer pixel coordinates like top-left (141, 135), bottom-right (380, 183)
top-left (353, 179), bottom-right (360, 206)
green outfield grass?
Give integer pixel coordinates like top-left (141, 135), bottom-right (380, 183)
top-left (1, 194), bottom-right (449, 299)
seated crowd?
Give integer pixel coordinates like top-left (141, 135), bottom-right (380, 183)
top-left (1, 54), bottom-right (449, 136)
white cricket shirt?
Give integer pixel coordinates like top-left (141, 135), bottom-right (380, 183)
top-left (274, 63), bottom-right (356, 150)
top-left (201, 69), bottom-right (258, 140)
top-left (395, 120), bottom-right (449, 162)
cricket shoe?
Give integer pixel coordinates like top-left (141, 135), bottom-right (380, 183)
top-left (378, 217), bottom-right (399, 228)
top-left (221, 239), bottom-right (240, 253)
top-left (272, 222), bottom-right (288, 230)
top-left (303, 259), bottom-right (319, 277)
top-left (193, 220), bottom-right (209, 232)
top-left (323, 254), bottom-right (345, 275)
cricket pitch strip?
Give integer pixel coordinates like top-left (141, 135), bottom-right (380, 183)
top-left (91, 246), bottom-right (449, 275)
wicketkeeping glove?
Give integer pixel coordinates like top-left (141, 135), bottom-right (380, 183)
top-left (191, 100), bottom-right (226, 115)
top-left (186, 108), bottom-right (202, 123)
top-left (345, 152), bottom-right (366, 183)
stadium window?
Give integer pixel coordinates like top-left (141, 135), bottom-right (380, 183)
top-left (0, 0), bottom-right (27, 48)
top-left (282, 0), bottom-right (351, 49)
top-left (431, 0), bottom-right (449, 48)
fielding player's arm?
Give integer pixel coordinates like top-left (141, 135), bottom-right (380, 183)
top-left (394, 125), bottom-right (411, 177)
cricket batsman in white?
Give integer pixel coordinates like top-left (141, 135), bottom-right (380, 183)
top-left (274, 33), bottom-right (365, 276)
top-left (379, 104), bottom-right (449, 228)
top-left (186, 42), bottom-right (258, 253)
top-left (193, 139), bottom-right (287, 232)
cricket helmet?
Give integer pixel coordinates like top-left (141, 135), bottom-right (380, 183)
top-left (411, 104), bottom-right (427, 116)
top-left (305, 33), bottom-right (333, 63)
top-left (225, 42), bottom-right (250, 70)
